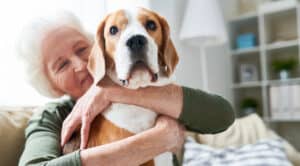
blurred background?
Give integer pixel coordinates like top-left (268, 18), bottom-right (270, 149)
top-left (0, 0), bottom-right (232, 106)
top-left (0, 0), bottom-right (300, 164)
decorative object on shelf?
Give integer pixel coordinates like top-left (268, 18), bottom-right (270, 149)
top-left (238, 0), bottom-right (259, 15)
top-left (240, 64), bottom-right (258, 82)
top-left (271, 58), bottom-right (298, 80)
top-left (259, 0), bottom-right (297, 14)
top-left (270, 85), bottom-right (300, 120)
top-left (236, 33), bottom-right (257, 49)
top-left (268, 12), bottom-right (297, 43)
top-left (240, 98), bottom-right (258, 116)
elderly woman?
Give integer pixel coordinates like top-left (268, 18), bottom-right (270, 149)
top-left (17, 12), bottom-right (234, 166)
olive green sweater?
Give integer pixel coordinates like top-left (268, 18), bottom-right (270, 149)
top-left (18, 86), bottom-right (234, 166)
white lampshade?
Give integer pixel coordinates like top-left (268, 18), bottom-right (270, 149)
top-left (179, 0), bottom-right (228, 46)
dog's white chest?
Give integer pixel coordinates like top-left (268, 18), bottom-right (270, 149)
top-left (103, 103), bottom-right (157, 133)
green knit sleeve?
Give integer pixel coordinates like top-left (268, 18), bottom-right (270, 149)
top-left (18, 98), bottom-right (82, 166)
top-left (178, 86), bottom-right (235, 134)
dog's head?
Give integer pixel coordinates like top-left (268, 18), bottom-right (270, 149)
top-left (88, 7), bottom-right (178, 88)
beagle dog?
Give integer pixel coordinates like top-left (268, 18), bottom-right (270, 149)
top-left (63, 7), bottom-right (179, 166)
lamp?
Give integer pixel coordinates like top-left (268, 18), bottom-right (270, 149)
top-left (179, 0), bottom-right (227, 45)
top-left (179, 0), bottom-right (229, 92)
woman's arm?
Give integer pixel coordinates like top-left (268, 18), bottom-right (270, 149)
top-left (19, 100), bottom-right (81, 166)
top-left (81, 116), bottom-right (184, 166)
top-left (61, 78), bottom-right (235, 147)
top-left (108, 84), bottom-right (183, 118)
top-left (19, 99), bottom-right (184, 166)
top-left (107, 84), bottom-right (235, 134)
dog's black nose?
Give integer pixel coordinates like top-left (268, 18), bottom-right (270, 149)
top-left (126, 35), bottom-right (147, 52)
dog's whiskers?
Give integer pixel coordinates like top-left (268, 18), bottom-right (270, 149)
top-left (152, 73), bottom-right (158, 82)
top-left (119, 79), bottom-right (129, 86)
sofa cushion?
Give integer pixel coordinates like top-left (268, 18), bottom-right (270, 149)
top-left (0, 107), bottom-right (34, 166)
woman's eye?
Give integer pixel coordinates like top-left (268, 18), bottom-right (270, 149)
top-left (58, 61), bottom-right (69, 71)
top-left (110, 26), bottom-right (118, 35)
top-left (76, 47), bottom-right (87, 55)
top-left (145, 20), bottom-right (156, 31)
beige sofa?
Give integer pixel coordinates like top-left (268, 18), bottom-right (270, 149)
top-left (0, 107), bottom-right (299, 166)
top-left (0, 107), bottom-right (33, 166)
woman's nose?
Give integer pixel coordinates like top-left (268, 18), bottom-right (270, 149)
top-left (72, 56), bottom-right (87, 72)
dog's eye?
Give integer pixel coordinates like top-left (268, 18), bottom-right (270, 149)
top-left (145, 20), bottom-right (156, 31)
top-left (110, 26), bottom-right (118, 35)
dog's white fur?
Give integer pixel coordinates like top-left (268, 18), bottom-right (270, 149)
top-left (101, 8), bottom-right (174, 166)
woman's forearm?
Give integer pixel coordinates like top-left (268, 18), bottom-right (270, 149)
top-left (80, 125), bottom-right (171, 166)
top-left (106, 85), bottom-right (235, 134)
top-left (107, 84), bottom-right (183, 119)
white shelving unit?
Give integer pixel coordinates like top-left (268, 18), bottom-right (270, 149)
top-left (225, 0), bottom-right (300, 150)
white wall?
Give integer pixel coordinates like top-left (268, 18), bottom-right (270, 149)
top-left (205, 43), bottom-right (233, 102)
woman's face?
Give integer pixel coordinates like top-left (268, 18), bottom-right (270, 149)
top-left (42, 26), bottom-right (93, 99)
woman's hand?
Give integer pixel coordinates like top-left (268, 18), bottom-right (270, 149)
top-left (61, 77), bottom-right (116, 149)
top-left (154, 116), bottom-right (185, 153)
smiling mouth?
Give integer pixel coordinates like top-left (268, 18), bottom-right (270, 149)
top-left (119, 60), bottom-right (158, 86)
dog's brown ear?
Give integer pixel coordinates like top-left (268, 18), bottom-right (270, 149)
top-left (87, 17), bottom-right (107, 85)
top-left (158, 15), bottom-right (179, 77)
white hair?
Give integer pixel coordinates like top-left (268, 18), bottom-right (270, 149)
top-left (16, 11), bottom-right (93, 98)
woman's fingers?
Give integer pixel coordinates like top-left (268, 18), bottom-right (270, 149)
top-left (155, 115), bottom-right (185, 153)
top-left (61, 97), bottom-right (88, 146)
top-left (172, 124), bottom-right (185, 153)
top-left (80, 115), bottom-right (91, 150)
top-left (61, 85), bottom-right (110, 148)
top-left (61, 113), bottom-right (80, 147)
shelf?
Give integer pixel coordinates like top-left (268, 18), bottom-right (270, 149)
top-left (233, 78), bottom-right (300, 88)
top-left (227, 1), bottom-right (300, 151)
top-left (261, 3), bottom-right (297, 16)
top-left (228, 4), bottom-right (300, 118)
top-left (267, 78), bottom-right (300, 86)
top-left (229, 12), bottom-right (258, 23)
top-left (266, 39), bottom-right (298, 51)
top-left (231, 47), bottom-right (260, 56)
top-left (232, 81), bottom-right (263, 88)
top-left (265, 118), bottom-right (300, 122)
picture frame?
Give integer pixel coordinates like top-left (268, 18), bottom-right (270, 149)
top-left (240, 64), bottom-right (259, 82)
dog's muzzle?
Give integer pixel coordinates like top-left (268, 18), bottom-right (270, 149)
top-left (118, 34), bottom-right (158, 86)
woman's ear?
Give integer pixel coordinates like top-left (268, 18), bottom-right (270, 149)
top-left (87, 17), bottom-right (107, 85)
top-left (158, 15), bottom-right (179, 77)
